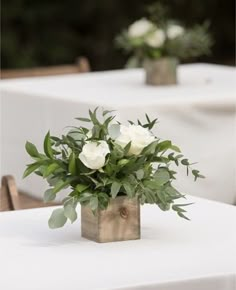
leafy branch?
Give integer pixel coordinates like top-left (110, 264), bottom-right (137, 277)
top-left (24, 108), bottom-right (205, 228)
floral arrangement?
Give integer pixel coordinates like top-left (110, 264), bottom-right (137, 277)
top-left (24, 108), bottom-right (204, 228)
top-left (116, 4), bottom-right (212, 67)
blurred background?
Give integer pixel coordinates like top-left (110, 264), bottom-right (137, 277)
top-left (1, 0), bottom-right (235, 71)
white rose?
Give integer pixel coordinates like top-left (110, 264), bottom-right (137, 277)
top-left (128, 18), bottom-right (154, 38)
top-left (145, 29), bottom-right (165, 48)
top-left (79, 141), bottom-right (110, 170)
top-left (167, 24), bottom-right (184, 39)
top-left (115, 125), bottom-right (155, 155)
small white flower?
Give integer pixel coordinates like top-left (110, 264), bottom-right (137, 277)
top-left (79, 141), bottom-right (110, 170)
top-left (128, 18), bottom-right (154, 38)
top-left (115, 125), bottom-right (155, 155)
top-left (145, 29), bottom-right (166, 48)
top-left (167, 24), bottom-right (184, 39)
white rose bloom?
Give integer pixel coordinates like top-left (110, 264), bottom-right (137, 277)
top-left (115, 125), bottom-right (155, 155)
top-left (128, 18), bottom-right (154, 38)
top-left (167, 24), bottom-right (184, 39)
top-left (145, 29), bottom-right (165, 48)
top-left (79, 141), bottom-right (110, 170)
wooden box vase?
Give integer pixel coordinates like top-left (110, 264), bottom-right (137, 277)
top-left (81, 196), bottom-right (140, 243)
top-left (144, 57), bottom-right (178, 86)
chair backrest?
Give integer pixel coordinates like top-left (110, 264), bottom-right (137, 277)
top-left (0, 184), bottom-right (13, 211)
top-left (0, 175), bottom-right (20, 211)
top-left (0, 176), bottom-right (14, 211)
top-left (0, 56), bottom-right (91, 79)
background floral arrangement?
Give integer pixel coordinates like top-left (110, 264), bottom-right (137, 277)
top-left (24, 108), bottom-right (204, 228)
top-left (116, 4), bottom-right (212, 67)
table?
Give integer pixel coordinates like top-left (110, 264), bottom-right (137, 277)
top-left (1, 64), bottom-right (236, 204)
top-left (0, 195), bottom-right (235, 290)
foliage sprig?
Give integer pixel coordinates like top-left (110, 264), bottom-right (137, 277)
top-left (24, 108), bottom-right (205, 228)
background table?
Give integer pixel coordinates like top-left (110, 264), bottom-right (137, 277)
top-left (0, 195), bottom-right (235, 290)
top-left (1, 64), bottom-right (236, 204)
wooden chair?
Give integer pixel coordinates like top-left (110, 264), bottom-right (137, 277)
top-left (0, 56), bottom-right (90, 79)
top-left (0, 175), bottom-right (57, 211)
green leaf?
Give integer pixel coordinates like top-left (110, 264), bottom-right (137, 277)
top-left (144, 188), bottom-right (156, 204)
top-left (69, 153), bottom-right (77, 175)
top-left (177, 211), bottom-right (190, 220)
top-left (48, 208), bottom-right (67, 229)
top-left (174, 202), bottom-right (194, 207)
top-left (123, 141), bottom-right (132, 155)
top-left (25, 141), bottom-right (40, 158)
top-left (148, 118), bottom-right (158, 130)
top-left (117, 159), bottom-right (129, 167)
top-left (136, 169), bottom-right (144, 180)
top-left (92, 124), bottom-right (101, 138)
top-left (34, 170), bottom-right (43, 177)
top-left (168, 152), bottom-right (175, 161)
top-left (47, 176), bottom-right (60, 187)
top-left (89, 107), bottom-right (99, 125)
top-left (67, 130), bottom-right (84, 142)
top-left (78, 192), bottom-right (93, 203)
top-left (172, 203), bottom-right (193, 220)
top-left (43, 163), bottom-right (60, 178)
top-left (153, 156), bottom-right (169, 164)
top-left (103, 109), bottom-right (116, 116)
top-left (123, 183), bottom-right (133, 198)
top-left (165, 186), bottom-right (184, 198)
top-left (89, 196), bottom-right (98, 211)
top-left (156, 189), bottom-right (167, 204)
top-left (170, 145), bottom-right (181, 153)
top-left (108, 124), bottom-right (120, 139)
top-left (44, 189), bottom-right (56, 202)
top-left (23, 162), bottom-right (42, 178)
top-left (157, 140), bottom-right (172, 152)
top-left (141, 140), bottom-right (158, 155)
top-left (75, 117), bottom-right (91, 122)
top-left (111, 181), bottom-right (121, 198)
top-left (137, 119), bottom-right (142, 126)
top-left (181, 159), bottom-right (190, 166)
top-left (75, 184), bottom-right (90, 193)
top-left (97, 192), bottom-right (109, 210)
top-left (158, 202), bottom-right (170, 211)
top-left (145, 113), bottom-right (151, 123)
top-left (143, 180), bottom-right (161, 190)
top-left (64, 204), bottom-right (77, 223)
top-left (153, 169), bottom-right (170, 185)
top-left (111, 144), bottom-right (124, 160)
top-left (44, 131), bottom-right (54, 159)
top-left (198, 174), bottom-right (205, 179)
top-left (52, 177), bottom-right (77, 194)
top-left (192, 169), bottom-right (205, 181)
top-left (104, 115), bottom-right (116, 129)
top-left (76, 159), bottom-right (90, 174)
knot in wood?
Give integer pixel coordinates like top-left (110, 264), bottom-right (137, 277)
top-left (119, 207), bottom-right (128, 219)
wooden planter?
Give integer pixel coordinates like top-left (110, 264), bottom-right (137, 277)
top-left (144, 57), bottom-right (178, 86)
top-left (81, 196), bottom-right (140, 243)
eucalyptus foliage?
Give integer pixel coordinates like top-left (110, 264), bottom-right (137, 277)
top-left (24, 108), bottom-right (204, 228)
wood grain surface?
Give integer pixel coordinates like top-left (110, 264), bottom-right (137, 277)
top-left (81, 196), bottom-right (140, 243)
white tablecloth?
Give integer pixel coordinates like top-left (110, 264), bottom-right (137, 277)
top-left (0, 64), bottom-right (236, 204)
top-left (0, 196), bottom-right (235, 290)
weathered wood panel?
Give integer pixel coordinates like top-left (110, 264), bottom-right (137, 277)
top-left (81, 196), bottom-right (140, 243)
